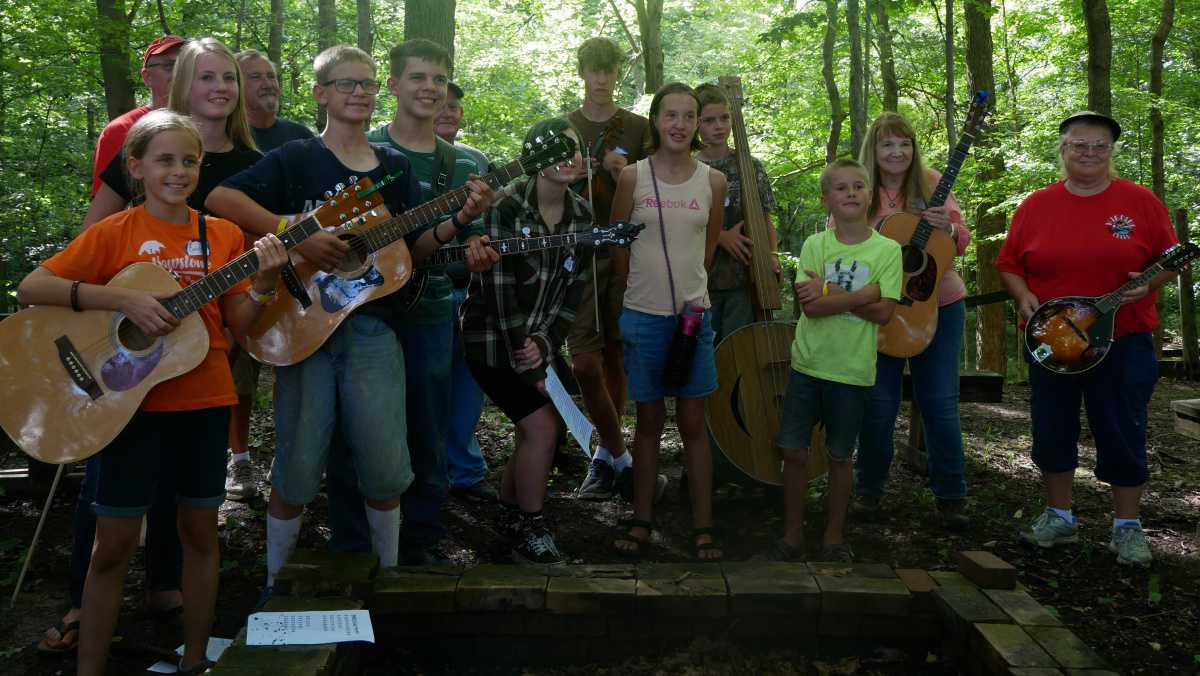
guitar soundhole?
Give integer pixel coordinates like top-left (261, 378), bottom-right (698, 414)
top-left (116, 317), bottom-right (155, 352)
top-left (336, 233), bottom-right (367, 274)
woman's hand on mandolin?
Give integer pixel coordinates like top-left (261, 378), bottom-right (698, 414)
top-left (1119, 272), bottom-right (1150, 305)
top-left (1016, 291), bottom-right (1039, 321)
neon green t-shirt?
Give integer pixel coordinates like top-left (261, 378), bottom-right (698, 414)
top-left (789, 229), bottom-right (902, 386)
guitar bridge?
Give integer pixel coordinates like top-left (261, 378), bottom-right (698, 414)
top-left (280, 263), bottom-right (312, 308)
top-left (55, 336), bottom-right (103, 400)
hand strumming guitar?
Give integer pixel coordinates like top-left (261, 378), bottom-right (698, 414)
top-left (296, 230), bottom-right (350, 272)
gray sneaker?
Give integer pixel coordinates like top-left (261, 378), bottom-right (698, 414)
top-left (225, 458), bottom-right (257, 501)
top-left (615, 467), bottom-right (669, 504)
top-left (815, 542), bottom-right (854, 563)
top-left (512, 515), bottom-right (564, 566)
top-left (577, 458), bottom-right (616, 500)
top-left (1020, 509), bottom-right (1078, 548)
top-left (1109, 525), bottom-right (1152, 567)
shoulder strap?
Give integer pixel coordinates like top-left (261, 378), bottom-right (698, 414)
top-left (431, 137), bottom-right (456, 197)
top-left (197, 212), bottom-right (209, 275)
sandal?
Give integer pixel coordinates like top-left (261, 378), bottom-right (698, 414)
top-left (756, 537), bottom-right (805, 562)
top-left (692, 527), bottom-right (724, 561)
top-left (177, 658), bottom-right (216, 675)
top-left (36, 619), bottom-right (80, 654)
top-left (613, 519), bottom-right (653, 559)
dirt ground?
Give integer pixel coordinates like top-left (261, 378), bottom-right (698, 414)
top-left (2, 373), bottom-right (1197, 674)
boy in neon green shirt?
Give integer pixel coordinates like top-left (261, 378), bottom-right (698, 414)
top-left (763, 159), bottom-right (901, 563)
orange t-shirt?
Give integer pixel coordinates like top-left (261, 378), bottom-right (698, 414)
top-left (43, 205), bottom-right (252, 411)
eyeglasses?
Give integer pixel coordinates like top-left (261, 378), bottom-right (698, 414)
top-left (146, 60), bottom-right (176, 71)
top-left (321, 78), bottom-right (381, 95)
top-left (1063, 140), bottom-right (1114, 155)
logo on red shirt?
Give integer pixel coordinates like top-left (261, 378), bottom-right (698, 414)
top-left (1107, 214), bottom-right (1136, 240)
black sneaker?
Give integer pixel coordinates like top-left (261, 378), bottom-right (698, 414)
top-left (512, 515), bottom-right (564, 565)
top-left (615, 467), bottom-right (669, 504)
top-left (577, 458), bottom-right (616, 500)
top-left (497, 502), bottom-right (521, 541)
top-left (450, 480), bottom-right (498, 503)
top-left (849, 494), bottom-right (882, 521)
top-left (937, 499), bottom-right (970, 533)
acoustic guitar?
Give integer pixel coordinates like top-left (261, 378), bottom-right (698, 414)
top-left (242, 132), bottom-right (577, 366)
top-left (877, 90), bottom-right (989, 357)
top-left (1025, 242), bottom-right (1198, 375)
top-left (0, 184), bottom-right (370, 464)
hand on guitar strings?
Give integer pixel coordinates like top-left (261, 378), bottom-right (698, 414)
top-left (464, 235), bottom-right (500, 273)
top-left (1118, 272), bottom-right (1150, 305)
top-left (121, 289), bottom-right (181, 337)
top-left (920, 205), bottom-right (955, 235)
top-left (513, 336), bottom-right (544, 370)
top-left (793, 270), bottom-right (826, 304)
top-left (251, 234), bottom-right (289, 291)
top-left (460, 176), bottom-right (497, 223)
top-left (296, 230), bottom-right (351, 272)
top-left (717, 222), bottom-right (754, 265)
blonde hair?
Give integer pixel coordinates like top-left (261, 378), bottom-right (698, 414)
top-left (858, 112), bottom-right (931, 218)
top-left (168, 37), bottom-right (258, 152)
top-left (1057, 121), bottom-right (1118, 179)
top-left (819, 158), bottom-right (871, 195)
top-left (122, 109), bottom-right (203, 196)
top-left (315, 45), bottom-right (376, 86)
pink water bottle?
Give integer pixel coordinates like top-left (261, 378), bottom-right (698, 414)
top-left (664, 303), bottom-right (704, 388)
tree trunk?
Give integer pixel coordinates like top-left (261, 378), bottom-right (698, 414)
top-left (95, 0), bottom-right (136, 120)
top-left (1150, 0), bottom-right (1174, 356)
top-left (316, 0), bottom-right (336, 130)
top-left (1176, 209), bottom-right (1198, 378)
top-left (875, 0), bottom-right (898, 111)
top-left (965, 0), bottom-right (1007, 377)
top-left (943, 0), bottom-right (956, 152)
top-left (848, 0), bottom-right (866, 154)
top-left (1082, 0), bottom-right (1112, 116)
top-left (822, 0), bottom-right (844, 163)
top-left (405, 0), bottom-right (457, 73)
top-left (631, 0), bottom-right (664, 94)
top-left (156, 0), bottom-right (170, 33)
top-left (357, 0), bottom-right (373, 54)
top-left (863, 0), bottom-right (873, 110)
top-left (234, 0), bottom-right (245, 51)
top-left (269, 0), bottom-right (283, 68)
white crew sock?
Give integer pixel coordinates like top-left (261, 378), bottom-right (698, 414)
top-left (593, 446), bottom-right (613, 465)
top-left (231, 451), bottom-right (250, 464)
top-left (1113, 517), bottom-right (1141, 530)
top-left (266, 514), bottom-right (302, 586)
top-left (364, 504), bottom-right (401, 568)
top-left (1049, 507), bottom-right (1075, 524)
top-left (611, 450), bottom-right (633, 472)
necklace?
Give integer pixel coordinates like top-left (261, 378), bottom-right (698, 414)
top-left (881, 185), bottom-right (901, 208)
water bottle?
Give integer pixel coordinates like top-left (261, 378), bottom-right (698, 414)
top-left (663, 303), bottom-right (704, 388)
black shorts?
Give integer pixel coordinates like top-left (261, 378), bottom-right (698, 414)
top-left (466, 359), bottom-right (551, 424)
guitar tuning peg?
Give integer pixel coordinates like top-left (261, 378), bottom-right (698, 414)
top-left (324, 190), bottom-right (333, 199)
top-left (364, 200), bottom-right (373, 208)
top-left (349, 175), bottom-right (358, 183)
top-left (339, 213), bottom-right (347, 221)
top-left (352, 207), bottom-right (361, 214)
top-left (335, 183), bottom-right (345, 191)
top-left (370, 209), bottom-right (378, 216)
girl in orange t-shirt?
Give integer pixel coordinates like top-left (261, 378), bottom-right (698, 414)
top-left (17, 110), bottom-right (288, 676)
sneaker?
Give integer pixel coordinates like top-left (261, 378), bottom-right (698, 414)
top-left (849, 494), bottom-right (882, 521)
top-left (615, 467), bottom-right (669, 504)
top-left (496, 503), bottom-right (522, 542)
top-left (755, 538), bottom-right (805, 562)
top-left (577, 458), bottom-right (616, 500)
top-left (1020, 509), bottom-right (1079, 548)
top-left (450, 480), bottom-right (498, 503)
top-left (937, 499), bottom-right (970, 533)
top-left (225, 458), bottom-right (257, 501)
top-left (512, 516), bottom-right (564, 566)
top-left (1108, 525), bottom-right (1152, 567)
top-left (815, 543), bottom-right (854, 563)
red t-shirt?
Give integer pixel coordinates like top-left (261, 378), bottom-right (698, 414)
top-left (995, 178), bottom-right (1177, 338)
top-left (91, 106), bottom-right (151, 197)
top-left (43, 205), bottom-right (251, 411)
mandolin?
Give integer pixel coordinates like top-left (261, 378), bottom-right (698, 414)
top-left (241, 132), bottom-right (577, 366)
top-left (0, 181), bottom-right (374, 464)
top-left (1025, 242), bottom-right (1198, 375)
top-left (876, 90), bottom-right (989, 357)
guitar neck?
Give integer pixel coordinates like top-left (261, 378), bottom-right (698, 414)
top-left (422, 232), bottom-right (586, 267)
top-left (159, 215), bottom-right (324, 320)
top-left (910, 129), bottom-right (976, 249)
top-left (1096, 262), bottom-right (1168, 313)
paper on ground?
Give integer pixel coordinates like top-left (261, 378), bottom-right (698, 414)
top-left (545, 365), bottom-right (594, 458)
top-left (147, 636), bottom-right (234, 673)
top-left (246, 609), bottom-right (375, 646)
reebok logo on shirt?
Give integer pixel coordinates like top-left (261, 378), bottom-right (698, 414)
top-left (642, 196), bottom-right (701, 210)
top-left (1107, 214), bottom-right (1136, 240)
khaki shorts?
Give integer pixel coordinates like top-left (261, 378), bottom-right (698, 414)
top-left (229, 343), bottom-right (263, 398)
top-left (566, 254), bottom-right (625, 355)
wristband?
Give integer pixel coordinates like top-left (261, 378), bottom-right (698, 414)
top-left (248, 286), bottom-right (277, 305)
top-left (70, 281), bottom-right (83, 312)
top-left (450, 211), bottom-right (468, 231)
top-left (432, 221), bottom-right (453, 246)
top-left (276, 217), bottom-right (288, 234)
top-left (822, 281), bottom-right (830, 297)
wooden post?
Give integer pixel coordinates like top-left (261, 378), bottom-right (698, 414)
top-left (1176, 209), bottom-right (1197, 379)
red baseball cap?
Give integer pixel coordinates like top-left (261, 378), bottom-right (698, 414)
top-left (142, 35), bottom-right (186, 69)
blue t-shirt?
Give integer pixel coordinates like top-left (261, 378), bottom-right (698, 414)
top-left (250, 117), bottom-right (315, 153)
top-left (220, 136), bottom-right (421, 326)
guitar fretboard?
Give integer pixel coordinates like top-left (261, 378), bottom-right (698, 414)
top-left (422, 232), bottom-right (586, 267)
top-left (910, 129), bottom-right (976, 250)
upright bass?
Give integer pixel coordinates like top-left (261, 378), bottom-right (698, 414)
top-left (705, 75), bottom-right (827, 485)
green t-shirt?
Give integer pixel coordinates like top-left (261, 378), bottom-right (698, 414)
top-left (367, 125), bottom-right (485, 324)
top-left (789, 229), bottom-right (902, 386)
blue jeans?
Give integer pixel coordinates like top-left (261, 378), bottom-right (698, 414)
top-left (328, 318), bottom-right (453, 553)
top-left (447, 288), bottom-right (487, 489)
top-left (69, 455), bottom-right (182, 608)
top-left (855, 299), bottom-right (967, 501)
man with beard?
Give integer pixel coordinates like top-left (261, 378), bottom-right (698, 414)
top-left (237, 49), bottom-right (314, 152)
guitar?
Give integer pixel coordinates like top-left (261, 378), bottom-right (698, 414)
top-left (876, 90), bottom-right (990, 358)
top-left (241, 132), bottom-right (578, 367)
top-left (1025, 242), bottom-right (1198, 375)
top-left (0, 183), bottom-right (374, 464)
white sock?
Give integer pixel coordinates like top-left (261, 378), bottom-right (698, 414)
top-left (1113, 518), bottom-right (1141, 530)
top-left (593, 446), bottom-right (614, 465)
top-left (266, 514), bottom-right (302, 586)
top-left (231, 451), bottom-right (250, 464)
top-left (364, 504), bottom-right (401, 568)
top-left (611, 450), bottom-right (633, 472)
top-left (1049, 507), bottom-right (1075, 524)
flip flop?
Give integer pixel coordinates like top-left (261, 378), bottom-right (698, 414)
top-left (36, 619), bottom-right (80, 654)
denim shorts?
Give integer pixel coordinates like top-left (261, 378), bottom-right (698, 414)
top-left (93, 407), bottom-right (229, 517)
top-left (271, 313), bottom-right (414, 506)
top-left (619, 307), bottom-right (718, 402)
top-left (776, 370), bottom-right (870, 462)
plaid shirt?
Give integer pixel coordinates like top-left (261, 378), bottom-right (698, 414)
top-left (460, 177), bottom-right (593, 384)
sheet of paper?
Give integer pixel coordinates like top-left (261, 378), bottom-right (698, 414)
top-left (147, 636), bottom-right (234, 673)
top-left (545, 365), bottom-right (595, 458)
top-left (246, 609), bottom-right (375, 646)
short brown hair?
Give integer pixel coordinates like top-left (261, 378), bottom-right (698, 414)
top-left (694, 83), bottom-right (729, 110)
top-left (820, 159), bottom-right (870, 195)
top-left (389, 39), bottom-right (451, 77)
top-left (576, 37), bottom-right (623, 76)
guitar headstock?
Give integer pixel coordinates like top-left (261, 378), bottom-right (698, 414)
top-left (521, 132), bottom-right (578, 177)
top-left (718, 75), bottom-right (745, 109)
top-left (585, 221), bottom-right (644, 249)
top-left (308, 175), bottom-right (387, 228)
top-left (1161, 242), bottom-right (1200, 271)
top-left (964, 90), bottom-right (991, 136)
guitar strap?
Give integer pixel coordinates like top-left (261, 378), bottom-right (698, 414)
top-left (433, 137), bottom-right (469, 288)
top-left (198, 212), bottom-right (209, 274)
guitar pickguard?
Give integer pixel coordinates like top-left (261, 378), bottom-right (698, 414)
top-left (316, 266), bottom-right (386, 313)
top-left (100, 339), bottom-right (165, 392)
